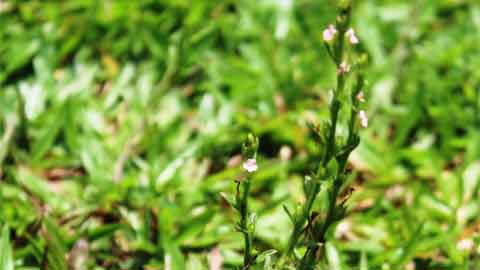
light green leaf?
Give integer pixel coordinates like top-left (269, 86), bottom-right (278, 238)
top-left (0, 225), bottom-right (14, 270)
top-left (42, 219), bottom-right (68, 270)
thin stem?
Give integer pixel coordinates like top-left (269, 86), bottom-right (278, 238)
top-left (237, 135), bottom-right (259, 269)
top-left (284, 97), bottom-right (340, 259)
top-left (285, 181), bottom-right (320, 257)
top-left (300, 76), bottom-right (363, 269)
top-left (240, 180), bottom-right (252, 267)
top-left (298, 6), bottom-right (354, 269)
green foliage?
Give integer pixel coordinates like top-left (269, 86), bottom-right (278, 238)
top-left (0, 225), bottom-right (14, 270)
top-left (0, 0), bottom-right (480, 269)
top-left (42, 219), bottom-right (68, 270)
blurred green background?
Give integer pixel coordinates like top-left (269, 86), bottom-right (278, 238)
top-left (1, 0), bottom-right (480, 269)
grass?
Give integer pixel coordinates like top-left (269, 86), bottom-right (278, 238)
top-left (1, 0), bottom-right (480, 269)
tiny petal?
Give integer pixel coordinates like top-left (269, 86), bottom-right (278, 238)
top-left (323, 24), bottom-right (337, 42)
top-left (346, 28), bottom-right (359, 44)
top-left (356, 91), bottom-right (365, 103)
top-left (243, 158), bottom-right (258, 173)
top-left (208, 247), bottom-right (223, 270)
top-left (337, 62), bottom-right (350, 75)
top-left (359, 110), bottom-right (368, 128)
top-left (457, 238), bottom-right (474, 252)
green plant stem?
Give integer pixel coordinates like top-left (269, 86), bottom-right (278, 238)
top-left (285, 181), bottom-right (320, 258)
top-left (298, 7), bottom-right (354, 269)
top-left (242, 181), bottom-right (252, 266)
top-left (284, 32), bottom-right (345, 264)
top-left (238, 180), bottom-right (253, 269)
top-left (300, 75), bottom-right (363, 269)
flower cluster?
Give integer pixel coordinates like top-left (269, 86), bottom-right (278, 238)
top-left (323, 25), bottom-right (359, 45)
top-left (323, 22), bottom-right (368, 130)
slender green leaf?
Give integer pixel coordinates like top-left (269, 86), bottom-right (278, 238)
top-left (0, 225), bottom-right (14, 270)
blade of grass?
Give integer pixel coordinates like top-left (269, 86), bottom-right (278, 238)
top-left (0, 225), bottom-right (14, 270)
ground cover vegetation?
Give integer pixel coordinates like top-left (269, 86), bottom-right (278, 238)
top-left (1, 0), bottom-right (480, 269)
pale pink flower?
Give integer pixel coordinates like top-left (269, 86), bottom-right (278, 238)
top-left (208, 247), bottom-right (223, 270)
top-left (337, 61), bottom-right (350, 75)
top-left (359, 110), bottom-right (368, 128)
top-left (356, 91), bottom-right (365, 103)
top-left (346, 28), bottom-right (359, 44)
top-left (243, 158), bottom-right (258, 173)
top-left (323, 24), bottom-right (337, 42)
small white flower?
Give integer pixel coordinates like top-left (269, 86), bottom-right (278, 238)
top-left (243, 158), bottom-right (258, 173)
top-left (346, 28), bottom-right (359, 44)
top-left (457, 238), bottom-right (474, 252)
top-left (359, 110), bottom-right (368, 128)
top-left (337, 61), bottom-right (350, 75)
top-left (323, 24), bottom-right (337, 42)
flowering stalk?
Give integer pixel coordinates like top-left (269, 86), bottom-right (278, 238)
top-left (280, 3), bottom-right (367, 269)
top-left (299, 5), bottom-right (368, 270)
top-left (233, 134), bottom-right (259, 269)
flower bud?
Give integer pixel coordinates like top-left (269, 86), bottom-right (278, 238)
top-left (356, 91), bottom-right (365, 103)
top-left (242, 133), bottom-right (259, 158)
top-left (345, 28), bottom-right (359, 44)
top-left (323, 24), bottom-right (337, 42)
top-left (337, 61), bottom-right (351, 75)
top-left (359, 110), bottom-right (368, 128)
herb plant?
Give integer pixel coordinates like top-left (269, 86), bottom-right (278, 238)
top-left (233, 2), bottom-right (369, 269)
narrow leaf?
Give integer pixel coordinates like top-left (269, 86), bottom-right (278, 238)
top-left (0, 225), bottom-right (14, 270)
top-left (42, 219), bottom-right (68, 270)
